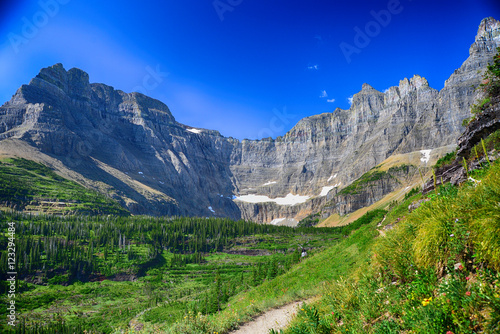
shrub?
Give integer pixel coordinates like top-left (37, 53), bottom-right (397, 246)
top-left (480, 46), bottom-right (500, 96)
top-left (433, 151), bottom-right (457, 170)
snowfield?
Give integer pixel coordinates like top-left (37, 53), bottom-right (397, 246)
top-left (234, 193), bottom-right (310, 205)
top-left (319, 186), bottom-right (335, 197)
top-left (262, 181), bottom-right (277, 186)
top-left (270, 218), bottom-right (286, 225)
top-left (420, 149), bottom-right (432, 164)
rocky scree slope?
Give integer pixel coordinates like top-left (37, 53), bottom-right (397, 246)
top-left (0, 17), bottom-right (499, 222)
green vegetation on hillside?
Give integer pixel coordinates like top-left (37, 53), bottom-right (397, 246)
top-left (0, 157), bottom-right (498, 334)
top-left (470, 129), bottom-right (500, 162)
top-left (0, 158), bottom-right (128, 215)
top-left (274, 161), bottom-right (500, 334)
top-left (0, 212), bottom-right (347, 333)
top-left (433, 151), bottom-right (457, 170)
top-left (482, 46), bottom-right (500, 97)
top-left (6, 153), bottom-right (499, 333)
top-left (337, 164), bottom-right (413, 196)
top-left (168, 210), bottom-right (386, 334)
top-left (298, 212), bottom-right (321, 227)
top-left (338, 170), bottom-right (389, 196)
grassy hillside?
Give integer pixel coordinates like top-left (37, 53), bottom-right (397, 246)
top-left (0, 158), bottom-right (128, 215)
top-left (281, 159), bottom-right (500, 334)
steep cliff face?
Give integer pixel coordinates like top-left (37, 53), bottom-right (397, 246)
top-left (0, 64), bottom-right (241, 218)
top-left (231, 18), bottom-right (500, 222)
top-left (0, 18), bottom-right (499, 222)
top-left (397, 17), bottom-right (500, 152)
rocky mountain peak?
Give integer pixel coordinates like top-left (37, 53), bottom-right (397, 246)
top-left (410, 75), bottom-right (429, 88)
top-left (11, 64), bottom-right (176, 124)
top-left (476, 17), bottom-right (500, 42)
top-left (361, 83), bottom-right (376, 91)
top-left (20, 63), bottom-right (93, 104)
top-left (353, 83), bottom-right (383, 98)
top-left (468, 17), bottom-right (500, 59)
top-left (350, 83), bottom-right (384, 112)
top-left (398, 75), bottom-right (429, 96)
top-left (383, 86), bottom-right (401, 105)
top-left (35, 63), bottom-right (67, 83)
top-left (443, 17), bottom-right (499, 90)
top-left (33, 63), bottom-right (90, 92)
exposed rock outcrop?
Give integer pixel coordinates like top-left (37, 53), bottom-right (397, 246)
top-left (423, 93), bottom-right (500, 194)
top-left (457, 96), bottom-right (500, 158)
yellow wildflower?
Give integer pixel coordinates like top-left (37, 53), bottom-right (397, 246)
top-left (422, 297), bottom-right (432, 306)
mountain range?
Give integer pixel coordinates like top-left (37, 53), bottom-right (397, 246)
top-left (1, 17), bottom-right (499, 224)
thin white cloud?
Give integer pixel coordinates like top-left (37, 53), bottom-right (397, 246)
top-left (307, 64), bottom-right (319, 70)
top-left (347, 95), bottom-right (353, 105)
top-left (327, 99), bottom-right (335, 103)
top-left (319, 90), bottom-right (328, 98)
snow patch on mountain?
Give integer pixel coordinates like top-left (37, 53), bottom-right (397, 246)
top-left (234, 193), bottom-right (310, 205)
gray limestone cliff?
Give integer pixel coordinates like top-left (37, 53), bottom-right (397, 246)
top-left (0, 64), bottom-right (241, 218)
top-left (230, 17), bottom-right (500, 222)
top-left (0, 17), bottom-right (499, 222)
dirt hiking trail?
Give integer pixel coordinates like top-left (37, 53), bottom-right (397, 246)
top-left (230, 300), bottom-right (311, 334)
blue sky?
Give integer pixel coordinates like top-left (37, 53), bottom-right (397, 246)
top-left (1, 0), bottom-right (499, 139)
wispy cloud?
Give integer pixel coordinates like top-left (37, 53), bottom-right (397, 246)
top-left (347, 95), bottom-right (353, 105)
top-left (319, 90), bottom-right (328, 98)
top-left (327, 99), bottom-right (335, 103)
top-left (307, 64), bottom-right (319, 70)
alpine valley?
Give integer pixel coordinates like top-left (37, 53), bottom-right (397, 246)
top-left (1, 16), bottom-right (500, 334)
